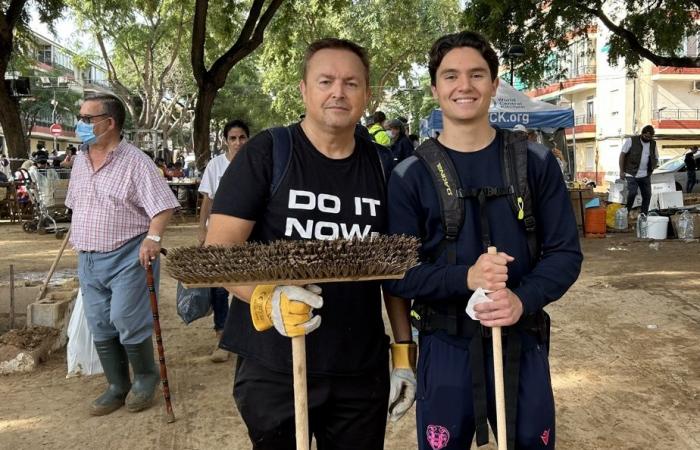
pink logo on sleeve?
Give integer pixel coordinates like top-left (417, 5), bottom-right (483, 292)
top-left (426, 424), bottom-right (450, 450)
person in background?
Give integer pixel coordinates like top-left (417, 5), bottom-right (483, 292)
top-left (408, 134), bottom-right (420, 149)
top-left (197, 119), bottom-right (250, 362)
top-left (66, 94), bottom-right (179, 416)
top-left (61, 145), bottom-right (78, 169)
top-left (619, 125), bottom-right (658, 215)
top-left (0, 151), bottom-right (11, 180)
top-left (386, 118), bottom-right (414, 163)
top-left (154, 157), bottom-right (167, 178)
top-left (367, 110), bottom-right (391, 147)
top-left (685, 146), bottom-right (697, 193)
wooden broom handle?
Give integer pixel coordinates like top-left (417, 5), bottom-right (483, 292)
top-left (37, 228), bottom-right (71, 302)
top-left (292, 336), bottom-right (308, 450)
top-left (487, 246), bottom-right (507, 450)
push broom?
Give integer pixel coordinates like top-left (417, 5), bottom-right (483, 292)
top-left (166, 235), bottom-right (419, 450)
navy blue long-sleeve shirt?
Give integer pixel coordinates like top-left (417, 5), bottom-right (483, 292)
top-left (384, 136), bottom-right (582, 316)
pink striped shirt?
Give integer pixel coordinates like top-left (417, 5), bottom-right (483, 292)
top-left (66, 139), bottom-right (179, 252)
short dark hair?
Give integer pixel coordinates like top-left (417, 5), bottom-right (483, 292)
top-left (223, 119), bottom-right (250, 139)
top-left (302, 38), bottom-right (370, 87)
top-left (641, 125), bottom-right (655, 135)
top-left (84, 94), bottom-right (126, 129)
top-left (429, 31), bottom-right (500, 85)
top-left (372, 111), bottom-right (386, 124)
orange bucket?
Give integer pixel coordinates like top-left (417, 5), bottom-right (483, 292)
top-left (584, 207), bottom-right (606, 238)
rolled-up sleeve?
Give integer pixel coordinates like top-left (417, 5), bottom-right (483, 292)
top-left (135, 159), bottom-right (180, 218)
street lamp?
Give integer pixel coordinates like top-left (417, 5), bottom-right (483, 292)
top-left (504, 44), bottom-right (526, 86)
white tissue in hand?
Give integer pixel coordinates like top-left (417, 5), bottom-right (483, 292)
top-left (466, 288), bottom-right (493, 320)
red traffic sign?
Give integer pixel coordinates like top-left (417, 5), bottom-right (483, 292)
top-left (49, 123), bottom-right (62, 136)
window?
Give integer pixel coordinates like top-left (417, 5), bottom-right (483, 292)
top-left (585, 145), bottom-right (595, 171)
top-left (38, 45), bottom-right (52, 65)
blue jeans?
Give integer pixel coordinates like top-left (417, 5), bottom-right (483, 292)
top-left (625, 175), bottom-right (652, 214)
top-left (79, 234), bottom-right (159, 345)
top-left (211, 287), bottom-right (229, 331)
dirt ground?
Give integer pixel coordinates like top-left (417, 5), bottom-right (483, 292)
top-left (0, 221), bottom-right (698, 449)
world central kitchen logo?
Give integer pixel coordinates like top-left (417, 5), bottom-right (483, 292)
top-left (489, 112), bottom-right (530, 124)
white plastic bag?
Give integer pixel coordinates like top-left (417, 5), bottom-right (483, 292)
top-left (66, 289), bottom-right (103, 377)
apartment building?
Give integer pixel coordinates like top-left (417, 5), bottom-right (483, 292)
top-left (526, 23), bottom-right (700, 186)
top-left (1, 31), bottom-right (111, 155)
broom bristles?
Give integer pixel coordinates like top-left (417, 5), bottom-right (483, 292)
top-left (167, 235), bottom-right (419, 286)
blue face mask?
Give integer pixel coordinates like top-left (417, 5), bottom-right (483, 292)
top-left (75, 119), bottom-right (108, 145)
top-left (75, 120), bottom-right (97, 144)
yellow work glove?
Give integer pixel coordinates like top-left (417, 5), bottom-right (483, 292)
top-left (388, 342), bottom-right (417, 422)
top-left (250, 284), bottom-right (323, 338)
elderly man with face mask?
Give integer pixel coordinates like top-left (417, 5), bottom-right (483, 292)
top-left (66, 94), bottom-right (179, 416)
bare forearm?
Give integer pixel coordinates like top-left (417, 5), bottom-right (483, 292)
top-left (619, 153), bottom-right (626, 176)
top-left (384, 290), bottom-right (412, 342)
top-left (148, 209), bottom-right (174, 236)
top-left (199, 195), bottom-right (212, 229)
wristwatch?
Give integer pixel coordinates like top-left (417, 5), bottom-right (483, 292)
top-left (146, 234), bottom-right (161, 243)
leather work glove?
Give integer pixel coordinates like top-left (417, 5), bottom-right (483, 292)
top-left (250, 284), bottom-right (323, 338)
top-left (388, 342), bottom-right (417, 422)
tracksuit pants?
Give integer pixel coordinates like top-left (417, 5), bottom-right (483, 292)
top-left (416, 331), bottom-right (555, 450)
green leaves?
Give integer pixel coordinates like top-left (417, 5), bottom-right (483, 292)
top-left (462, 0), bottom-right (700, 87)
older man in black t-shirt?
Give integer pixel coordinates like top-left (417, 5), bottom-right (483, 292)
top-left (205, 38), bottom-right (414, 450)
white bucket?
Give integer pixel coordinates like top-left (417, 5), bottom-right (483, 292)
top-left (646, 216), bottom-right (669, 240)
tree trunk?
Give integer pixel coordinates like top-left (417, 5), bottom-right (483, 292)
top-left (192, 83), bottom-right (217, 171)
top-left (0, 89), bottom-right (29, 160)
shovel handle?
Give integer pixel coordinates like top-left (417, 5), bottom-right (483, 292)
top-left (487, 246), bottom-right (507, 450)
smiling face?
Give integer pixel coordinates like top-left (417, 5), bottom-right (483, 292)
top-left (431, 46), bottom-right (498, 126)
top-left (300, 48), bottom-right (370, 133)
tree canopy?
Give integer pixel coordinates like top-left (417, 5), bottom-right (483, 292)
top-left (260, 0), bottom-right (461, 122)
top-left (1, 0), bottom-right (64, 159)
top-left (462, 0), bottom-right (700, 87)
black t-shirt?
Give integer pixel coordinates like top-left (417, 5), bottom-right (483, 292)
top-left (212, 123), bottom-right (389, 376)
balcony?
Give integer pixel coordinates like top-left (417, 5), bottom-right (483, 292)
top-left (651, 66), bottom-right (700, 80)
top-left (651, 108), bottom-right (700, 131)
top-left (566, 114), bottom-right (596, 136)
top-left (528, 65), bottom-right (597, 100)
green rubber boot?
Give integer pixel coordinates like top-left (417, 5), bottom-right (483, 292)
top-left (91, 338), bottom-right (131, 416)
top-left (124, 336), bottom-right (159, 412)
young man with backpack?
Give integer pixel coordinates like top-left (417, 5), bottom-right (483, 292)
top-left (204, 38), bottom-right (408, 449)
top-left (384, 31), bottom-right (582, 449)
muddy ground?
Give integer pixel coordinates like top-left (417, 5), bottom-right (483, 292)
top-left (0, 221), bottom-right (698, 449)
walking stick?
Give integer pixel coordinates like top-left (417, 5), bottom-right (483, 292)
top-left (146, 248), bottom-right (176, 423)
top-left (488, 246), bottom-right (507, 450)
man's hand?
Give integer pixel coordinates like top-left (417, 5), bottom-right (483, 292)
top-left (473, 288), bottom-right (523, 327)
top-left (139, 238), bottom-right (161, 268)
top-left (467, 252), bottom-right (514, 291)
top-left (388, 342), bottom-right (417, 422)
top-left (250, 285), bottom-right (323, 337)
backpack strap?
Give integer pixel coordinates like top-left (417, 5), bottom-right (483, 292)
top-left (500, 129), bottom-right (539, 264)
top-left (414, 138), bottom-right (464, 265)
top-left (269, 126), bottom-right (293, 198)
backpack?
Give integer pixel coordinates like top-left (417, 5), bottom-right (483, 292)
top-left (413, 128), bottom-right (539, 265)
top-left (267, 126), bottom-right (394, 198)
